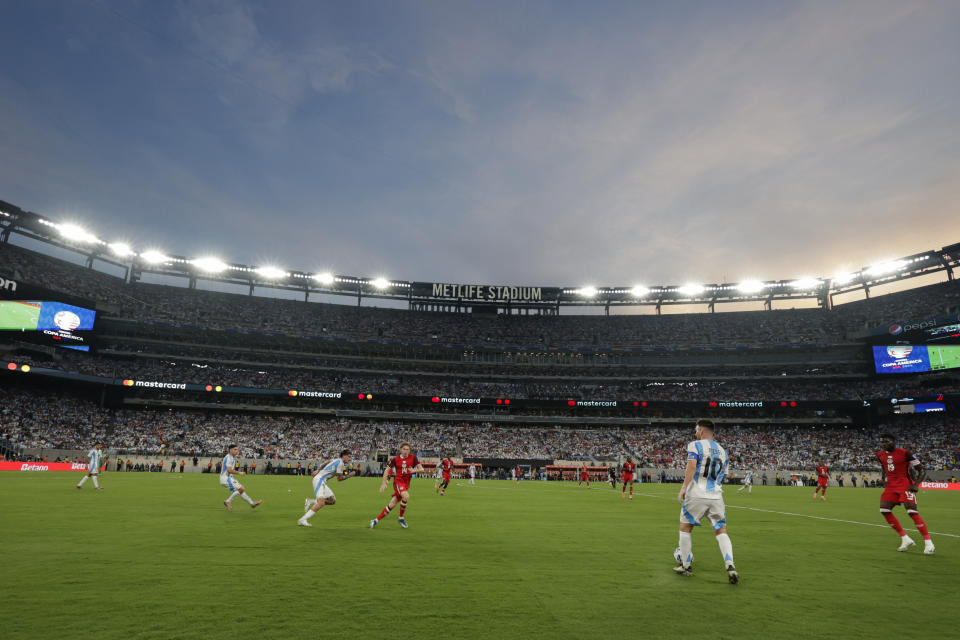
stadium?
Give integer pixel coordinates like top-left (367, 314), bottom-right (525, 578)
top-left (2, 3), bottom-right (960, 639)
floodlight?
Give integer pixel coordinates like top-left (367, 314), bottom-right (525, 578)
top-left (58, 223), bottom-right (99, 244)
top-left (314, 272), bottom-right (335, 285)
top-left (140, 250), bottom-right (169, 264)
top-left (256, 266), bottom-right (287, 280)
top-left (677, 283), bottom-right (705, 296)
top-left (790, 277), bottom-right (822, 289)
top-left (832, 272), bottom-right (857, 285)
top-left (192, 257), bottom-right (229, 273)
top-left (579, 286), bottom-right (598, 297)
top-left (630, 285), bottom-right (649, 298)
top-left (108, 242), bottom-right (133, 257)
top-left (865, 260), bottom-right (907, 277)
top-left (371, 277), bottom-right (390, 289)
top-left (736, 280), bottom-right (766, 294)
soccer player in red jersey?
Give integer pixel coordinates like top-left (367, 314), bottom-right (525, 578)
top-left (370, 442), bottom-right (424, 529)
top-left (621, 458), bottom-right (636, 499)
top-left (439, 456), bottom-right (453, 496)
top-left (877, 433), bottom-right (935, 554)
top-left (813, 461), bottom-right (829, 500)
top-left (578, 466), bottom-right (590, 488)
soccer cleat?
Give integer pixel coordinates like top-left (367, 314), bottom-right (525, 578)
top-left (369, 519), bottom-right (378, 528)
top-left (923, 543), bottom-right (936, 555)
top-left (897, 536), bottom-right (916, 552)
top-left (726, 564), bottom-right (740, 585)
top-left (398, 518), bottom-right (408, 529)
top-left (223, 500), bottom-right (233, 511)
top-left (297, 518), bottom-right (311, 527)
top-left (251, 500), bottom-right (263, 509)
top-left (820, 496), bottom-right (826, 501)
top-left (672, 565), bottom-right (693, 577)
top-left (96, 487), bottom-right (104, 490)
top-left (76, 485), bottom-right (82, 490)
top-left (629, 495), bottom-right (633, 500)
top-left (813, 493), bottom-right (818, 499)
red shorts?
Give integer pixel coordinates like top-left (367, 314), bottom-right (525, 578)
top-left (392, 482), bottom-right (410, 499)
top-left (881, 487), bottom-right (917, 505)
top-left (622, 473), bottom-right (634, 483)
top-left (580, 475), bottom-right (588, 481)
top-left (442, 472), bottom-right (451, 482)
top-left (817, 478), bottom-right (828, 488)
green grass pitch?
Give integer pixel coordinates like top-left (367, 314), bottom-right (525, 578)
top-left (0, 300), bottom-right (41, 331)
top-left (1, 473), bottom-right (957, 639)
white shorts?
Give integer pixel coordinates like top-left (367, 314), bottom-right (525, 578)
top-left (220, 476), bottom-right (242, 492)
top-left (680, 496), bottom-right (726, 530)
top-left (312, 477), bottom-right (334, 500)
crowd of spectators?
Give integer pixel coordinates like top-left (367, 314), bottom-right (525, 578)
top-left (3, 388), bottom-right (957, 471)
top-left (3, 242), bottom-right (959, 350)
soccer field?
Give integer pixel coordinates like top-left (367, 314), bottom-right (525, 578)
top-left (1, 473), bottom-right (956, 639)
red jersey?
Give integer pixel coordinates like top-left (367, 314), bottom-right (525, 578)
top-left (442, 459), bottom-right (453, 474)
top-left (877, 448), bottom-right (918, 490)
top-left (389, 454), bottom-right (420, 485)
top-left (816, 466), bottom-right (829, 481)
top-left (623, 462), bottom-right (636, 475)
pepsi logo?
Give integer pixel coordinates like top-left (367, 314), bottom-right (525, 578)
top-left (888, 324), bottom-right (903, 335)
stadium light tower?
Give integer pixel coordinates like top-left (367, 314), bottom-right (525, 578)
top-left (832, 271), bottom-right (857, 285)
top-left (371, 277), bottom-right (390, 289)
top-left (578, 286), bottom-right (598, 297)
top-left (314, 272), bottom-right (335, 285)
top-left (630, 285), bottom-right (649, 298)
top-left (108, 242), bottom-right (134, 258)
top-left (736, 280), bottom-right (766, 294)
top-left (192, 257), bottom-right (229, 273)
top-left (865, 260), bottom-right (907, 277)
top-left (58, 223), bottom-right (100, 244)
top-left (140, 250), bottom-right (169, 264)
top-left (678, 283), bottom-right (705, 296)
top-left (255, 266), bottom-right (288, 280)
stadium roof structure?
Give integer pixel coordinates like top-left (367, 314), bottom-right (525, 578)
top-left (2, 198), bottom-right (958, 313)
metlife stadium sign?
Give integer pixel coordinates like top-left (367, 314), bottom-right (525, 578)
top-left (411, 282), bottom-right (561, 302)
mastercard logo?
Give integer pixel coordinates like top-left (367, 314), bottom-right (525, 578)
top-left (289, 390), bottom-right (298, 397)
top-left (122, 379), bottom-right (134, 386)
top-left (568, 400), bottom-right (576, 406)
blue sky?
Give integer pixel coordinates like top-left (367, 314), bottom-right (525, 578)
top-left (1, 0), bottom-right (959, 288)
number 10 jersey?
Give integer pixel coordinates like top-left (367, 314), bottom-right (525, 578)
top-left (686, 439), bottom-right (728, 500)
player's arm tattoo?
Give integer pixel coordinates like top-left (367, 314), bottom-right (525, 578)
top-left (908, 458), bottom-right (926, 488)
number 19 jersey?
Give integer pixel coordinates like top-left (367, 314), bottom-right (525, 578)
top-left (686, 439), bottom-right (728, 500)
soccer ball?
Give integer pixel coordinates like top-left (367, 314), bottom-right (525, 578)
top-left (674, 547), bottom-right (692, 565)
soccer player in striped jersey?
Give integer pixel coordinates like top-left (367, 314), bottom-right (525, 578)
top-left (674, 419), bottom-right (739, 584)
top-left (298, 450), bottom-right (356, 527)
top-left (220, 444), bottom-right (262, 511)
top-left (736, 470), bottom-right (753, 494)
top-left (76, 443), bottom-right (106, 490)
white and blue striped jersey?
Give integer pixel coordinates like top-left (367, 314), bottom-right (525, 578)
top-left (314, 458), bottom-right (345, 486)
top-left (220, 454), bottom-right (236, 482)
top-left (685, 439), bottom-right (728, 499)
top-left (744, 471), bottom-right (753, 484)
top-left (88, 448), bottom-right (102, 472)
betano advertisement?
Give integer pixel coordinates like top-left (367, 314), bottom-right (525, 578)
top-left (0, 462), bottom-right (105, 472)
top-left (873, 345), bottom-right (960, 374)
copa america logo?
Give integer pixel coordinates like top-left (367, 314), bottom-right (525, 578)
top-left (886, 346), bottom-right (913, 359)
top-left (53, 310), bottom-right (81, 331)
top-left (888, 324), bottom-right (903, 335)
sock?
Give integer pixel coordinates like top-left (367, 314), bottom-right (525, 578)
top-left (398, 500), bottom-right (408, 518)
top-left (240, 492), bottom-right (255, 505)
top-left (629, 486), bottom-right (633, 496)
top-left (678, 531), bottom-right (693, 567)
top-left (908, 512), bottom-right (931, 541)
top-left (301, 508), bottom-right (317, 521)
top-left (748, 486), bottom-right (752, 494)
top-left (716, 533), bottom-right (734, 566)
top-left (92, 476), bottom-right (100, 488)
top-left (305, 499), bottom-right (317, 512)
top-left (226, 491), bottom-right (240, 504)
top-left (77, 476), bottom-right (88, 486)
top-left (881, 510), bottom-right (906, 535)
top-left (377, 505), bottom-right (392, 521)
